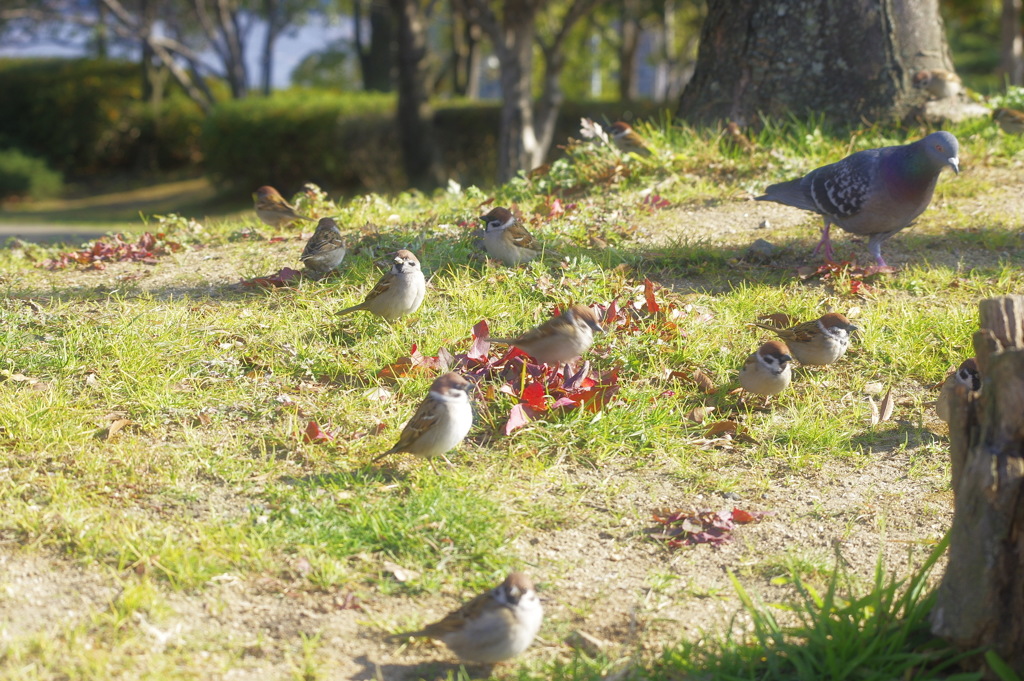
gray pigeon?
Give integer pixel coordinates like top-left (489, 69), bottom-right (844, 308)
top-left (756, 131), bottom-right (959, 267)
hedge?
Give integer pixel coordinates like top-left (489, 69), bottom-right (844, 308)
top-left (0, 58), bottom-right (204, 176)
top-left (202, 93), bottom-right (661, 192)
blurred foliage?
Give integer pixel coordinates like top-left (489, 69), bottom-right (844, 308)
top-left (0, 58), bottom-right (204, 177)
top-left (0, 148), bottom-right (63, 200)
top-left (941, 0), bottom-right (1015, 93)
top-left (201, 93), bottom-right (660, 193)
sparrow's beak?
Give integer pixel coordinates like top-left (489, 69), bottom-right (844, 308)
top-left (589, 320), bottom-right (605, 334)
top-left (948, 156), bottom-right (960, 174)
top-left (780, 354), bottom-right (793, 364)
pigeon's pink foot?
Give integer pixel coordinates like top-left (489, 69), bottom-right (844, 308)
top-left (812, 223), bottom-right (837, 261)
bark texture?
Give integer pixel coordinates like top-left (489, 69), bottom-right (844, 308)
top-left (390, 0), bottom-right (444, 190)
top-left (677, 0), bottom-right (955, 127)
top-left (932, 295), bottom-right (1024, 676)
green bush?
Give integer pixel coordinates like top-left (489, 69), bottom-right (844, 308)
top-left (0, 58), bottom-right (204, 176)
top-left (0, 148), bottom-right (63, 200)
top-left (202, 93), bottom-right (662, 193)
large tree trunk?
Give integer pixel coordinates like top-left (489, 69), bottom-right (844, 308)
top-left (1000, 0), bottom-right (1024, 87)
top-left (677, 0), bottom-right (956, 127)
top-left (390, 0), bottom-right (444, 190)
top-left (354, 0), bottom-right (395, 92)
top-left (618, 0), bottom-right (640, 101)
top-left (931, 295), bottom-right (1024, 676)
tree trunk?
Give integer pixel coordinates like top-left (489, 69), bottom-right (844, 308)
top-left (931, 295), bottom-right (1024, 676)
top-left (260, 0), bottom-right (280, 96)
top-left (677, 0), bottom-right (956, 127)
top-left (451, 0), bottom-right (482, 98)
top-left (1000, 0), bottom-right (1024, 87)
top-left (494, 2), bottom-right (539, 183)
top-left (390, 0), bottom-right (444, 190)
top-left (355, 0), bottom-right (395, 92)
top-left (618, 0), bottom-right (639, 101)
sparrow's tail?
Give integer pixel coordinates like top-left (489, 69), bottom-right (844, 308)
top-left (336, 303), bottom-right (365, 317)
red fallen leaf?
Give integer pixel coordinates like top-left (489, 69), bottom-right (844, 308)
top-left (241, 267), bottom-right (303, 288)
top-left (468, 319), bottom-right (491, 360)
top-left (378, 343), bottom-right (442, 379)
top-left (642, 194), bottom-right (671, 209)
top-left (303, 420), bottom-right (333, 443)
top-left (643, 278), bottom-right (661, 314)
top-left (504, 403), bottom-right (532, 435)
top-left (732, 508), bottom-right (766, 524)
top-left (548, 198), bottom-right (564, 218)
top-left (520, 381), bottom-right (548, 410)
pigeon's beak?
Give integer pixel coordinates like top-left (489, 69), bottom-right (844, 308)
top-left (948, 156), bottom-right (960, 175)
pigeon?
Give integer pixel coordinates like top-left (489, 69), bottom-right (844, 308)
top-left (756, 132), bottom-right (960, 268)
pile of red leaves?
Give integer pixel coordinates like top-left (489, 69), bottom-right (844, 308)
top-left (371, 280), bottom-right (696, 437)
top-left (39, 232), bottom-right (183, 270)
top-left (649, 507), bottom-right (767, 548)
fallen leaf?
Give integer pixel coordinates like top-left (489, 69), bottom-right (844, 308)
top-left (758, 313), bottom-right (797, 329)
top-left (705, 420), bottom-right (739, 437)
top-left (878, 387), bottom-right (895, 423)
top-left (504, 403), bottom-right (532, 435)
top-left (241, 267), bottom-right (303, 288)
top-left (105, 418), bottom-right (132, 440)
top-left (691, 369), bottom-right (716, 394)
top-left (868, 397), bottom-right (880, 426)
top-left (303, 420), bottom-right (333, 443)
top-left (643, 278), bottom-right (661, 314)
top-left (685, 406), bottom-right (715, 424)
top-left (382, 560), bottom-right (420, 583)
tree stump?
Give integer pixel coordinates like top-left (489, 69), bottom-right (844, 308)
top-left (932, 295), bottom-right (1024, 674)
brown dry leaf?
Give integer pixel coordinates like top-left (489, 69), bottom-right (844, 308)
top-left (691, 369), bottom-right (716, 394)
top-left (758, 313), bottom-right (797, 329)
top-left (106, 419), bottom-right (133, 440)
top-left (705, 420), bottom-right (739, 437)
top-left (879, 387), bottom-right (895, 423)
top-left (382, 560), bottom-right (420, 583)
top-left (685, 406), bottom-right (715, 424)
top-left (868, 397), bottom-right (880, 426)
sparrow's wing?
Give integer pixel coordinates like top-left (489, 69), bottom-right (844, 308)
top-left (301, 233), bottom-right (344, 260)
top-left (387, 398), bottom-right (442, 454)
top-left (753, 320), bottom-right (818, 344)
top-left (362, 271), bottom-right (398, 302)
top-left (508, 315), bottom-right (571, 346)
top-left (506, 222), bottom-right (540, 252)
top-left (414, 589), bottom-right (494, 638)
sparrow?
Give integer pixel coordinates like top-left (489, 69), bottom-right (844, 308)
top-left (299, 217), bottom-right (347, 275)
top-left (337, 250), bottom-right (426, 320)
top-left (936, 357), bottom-right (980, 424)
top-left (487, 305), bottom-right (605, 365)
top-left (753, 313), bottom-right (858, 366)
top-left (253, 185), bottom-right (316, 229)
top-left (739, 340), bottom-right (793, 397)
top-left (393, 572), bottom-right (543, 665)
top-left (608, 121), bottom-right (651, 157)
top-left (913, 69), bottom-right (962, 100)
top-left (993, 108), bottom-right (1024, 135)
top-left (373, 372), bottom-right (474, 468)
top-left (478, 206), bottom-right (541, 266)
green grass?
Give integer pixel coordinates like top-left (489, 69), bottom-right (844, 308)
top-left (0, 116), bottom-right (1020, 678)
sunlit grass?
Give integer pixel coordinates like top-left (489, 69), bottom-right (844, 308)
top-left (0, 120), bottom-right (1020, 678)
